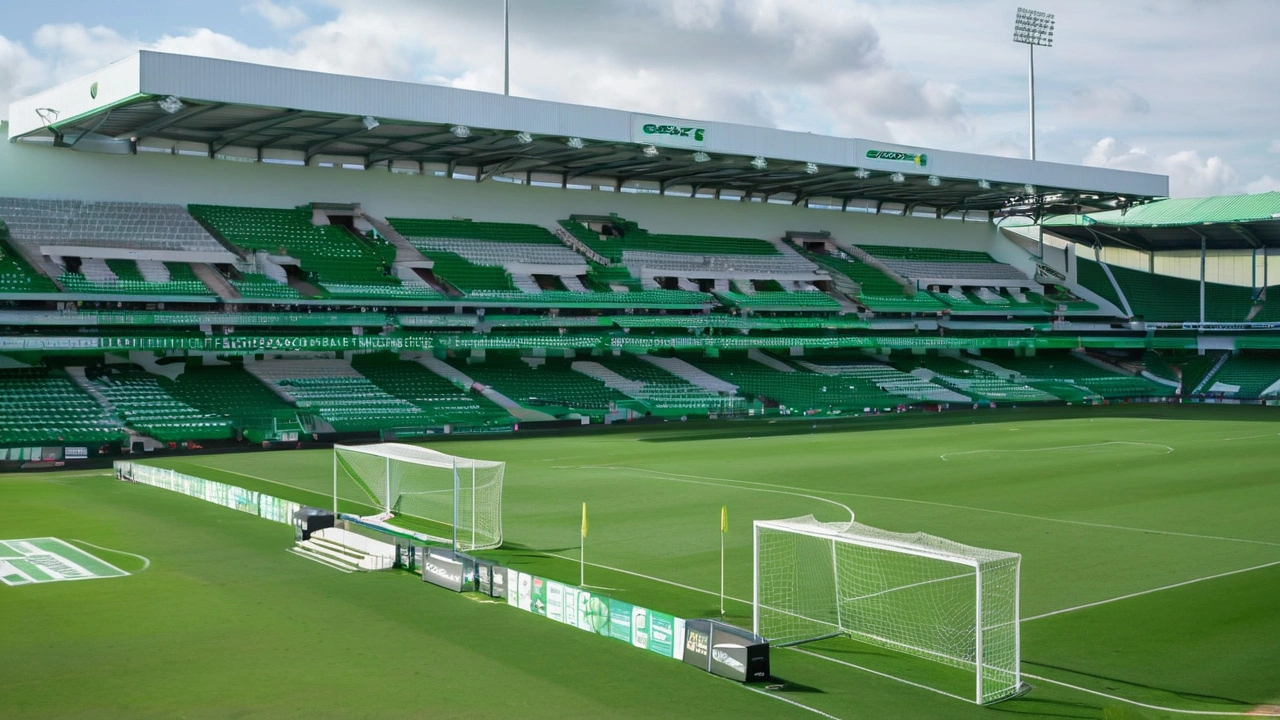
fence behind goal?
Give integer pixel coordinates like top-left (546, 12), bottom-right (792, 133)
top-left (333, 443), bottom-right (504, 552)
top-left (753, 515), bottom-right (1020, 704)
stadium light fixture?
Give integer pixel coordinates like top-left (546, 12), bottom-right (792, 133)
top-left (692, 151), bottom-right (712, 163)
top-left (890, 172), bottom-right (905, 183)
top-left (514, 131), bottom-right (533, 144)
top-left (977, 179), bottom-right (992, 190)
top-left (853, 167), bottom-right (871, 179)
top-left (158, 95), bottom-right (185, 114)
top-left (1013, 7), bottom-right (1054, 161)
top-left (642, 144), bottom-right (660, 157)
top-left (450, 125), bottom-right (472, 138)
top-left (566, 137), bottom-right (585, 149)
top-left (361, 115), bottom-right (380, 131)
top-left (750, 155), bottom-right (768, 170)
top-left (804, 162), bottom-right (820, 175)
top-left (927, 175), bottom-right (942, 187)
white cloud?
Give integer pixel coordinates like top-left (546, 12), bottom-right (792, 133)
top-left (1269, 140), bottom-right (1280, 154)
top-left (1244, 175), bottom-right (1280, 194)
top-left (244, 1), bottom-right (310, 30)
top-left (1083, 137), bottom-right (1237, 198)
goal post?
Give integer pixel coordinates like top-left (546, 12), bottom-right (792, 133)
top-left (332, 443), bottom-right (504, 551)
top-left (753, 515), bottom-right (1021, 705)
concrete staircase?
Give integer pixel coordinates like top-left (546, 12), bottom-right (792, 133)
top-left (289, 527), bottom-right (395, 573)
top-left (190, 262), bottom-right (240, 300)
top-left (638, 355), bottom-right (738, 394)
top-left (413, 354), bottom-right (556, 422)
top-left (572, 361), bottom-right (647, 397)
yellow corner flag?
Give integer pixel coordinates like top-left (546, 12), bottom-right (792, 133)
top-left (581, 502), bottom-right (589, 539)
top-left (721, 505), bottom-right (728, 533)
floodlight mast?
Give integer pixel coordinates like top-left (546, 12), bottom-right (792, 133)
top-left (503, 0), bottom-right (510, 96)
top-left (1013, 7), bottom-right (1055, 161)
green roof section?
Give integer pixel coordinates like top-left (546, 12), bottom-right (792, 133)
top-left (1045, 192), bottom-right (1280, 228)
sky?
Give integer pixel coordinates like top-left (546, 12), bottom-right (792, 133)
top-left (1, 0), bottom-right (1277, 198)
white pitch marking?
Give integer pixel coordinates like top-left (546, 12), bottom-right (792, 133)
top-left (939, 440), bottom-right (1173, 461)
top-left (737, 680), bottom-right (846, 720)
top-left (1221, 433), bottom-right (1280, 442)
top-left (66, 539), bottom-right (151, 572)
top-left (789, 647), bottom-right (972, 703)
top-left (1023, 673), bottom-right (1280, 717)
top-left (1022, 558), bottom-right (1280, 622)
top-left (543, 551), bottom-right (752, 605)
top-left (571, 465), bottom-right (856, 523)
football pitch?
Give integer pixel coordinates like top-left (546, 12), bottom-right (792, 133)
top-left (2, 405), bottom-right (1279, 719)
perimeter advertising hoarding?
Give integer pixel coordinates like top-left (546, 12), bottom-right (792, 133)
top-left (421, 551), bottom-right (467, 593)
top-left (501, 569), bottom-right (682, 660)
top-left (681, 620), bottom-right (770, 683)
top-left (631, 114), bottom-right (708, 150)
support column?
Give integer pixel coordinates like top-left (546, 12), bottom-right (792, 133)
top-left (1200, 235), bottom-right (1207, 325)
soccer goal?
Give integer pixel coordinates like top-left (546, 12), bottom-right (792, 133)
top-left (753, 515), bottom-right (1021, 705)
top-left (332, 443), bottom-right (504, 551)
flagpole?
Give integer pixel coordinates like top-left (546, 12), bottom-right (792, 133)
top-left (720, 505), bottom-right (726, 617)
top-left (580, 501), bottom-right (586, 587)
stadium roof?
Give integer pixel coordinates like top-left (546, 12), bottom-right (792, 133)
top-left (8, 51), bottom-right (1168, 215)
top-left (1043, 192), bottom-right (1280, 252)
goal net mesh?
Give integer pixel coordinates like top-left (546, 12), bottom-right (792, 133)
top-left (334, 443), bottom-right (504, 551)
top-left (755, 515), bottom-right (1019, 704)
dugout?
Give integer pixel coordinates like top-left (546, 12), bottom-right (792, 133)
top-left (292, 507), bottom-right (335, 541)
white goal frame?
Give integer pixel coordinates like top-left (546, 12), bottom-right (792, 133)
top-left (753, 515), bottom-right (1021, 705)
top-left (332, 443), bottom-right (504, 551)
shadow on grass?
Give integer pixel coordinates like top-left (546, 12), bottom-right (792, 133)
top-left (990, 695), bottom-right (1102, 720)
top-left (1023, 659), bottom-right (1255, 708)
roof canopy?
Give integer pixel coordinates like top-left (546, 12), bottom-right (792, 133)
top-left (9, 52), bottom-right (1168, 215)
top-left (1044, 192), bottom-right (1280, 252)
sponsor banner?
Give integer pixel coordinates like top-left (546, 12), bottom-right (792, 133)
top-left (649, 611), bottom-right (676, 659)
top-left (531, 576), bottom-right (548, 616)
top-left (562, 586), bottom-right (580, 628)
top-left (507, 569), bottom-right (519, 608)
top-left (682, 620), bottom-right (711, 672)
top-left (609, 598), bottom-right (635, 643)
top-left (711, 644), bottom-right (750, 682)
top-left (489, 564), bottom-right (508, 599)
top-left (631, 605), bottom-right (649, 650)
top-left (631, 114), bottom-right (708, 149)
top-left (579, 591), bottom-right (611, 635)
top-left (864, 148), bottom-right (928, 167)
top-left (421, 551), bottom-right (467, 593)
top-left (547, 581), bottom-right (565, 623)
top-left (673, 618), bottom-right (686, 661)
top-left (517, 572), bottom-right (532, 612)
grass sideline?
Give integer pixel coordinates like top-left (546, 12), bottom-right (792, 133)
top-left (2, 404), bottom-right (1279, 718)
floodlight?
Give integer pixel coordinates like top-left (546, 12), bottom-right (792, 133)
top-left (750, 156), bottom-right (768, 170)
top-left (158, 95), bottom-right (185, 114)
top-left (514, 131), bottom-right (533, 144)
top-left (566, 137), bottom-right (585, 149)
top-left (361, 115), bottom-right (380, 130)
top-left (927, 175), bottom-right (942, 187)
top-left (853, 168), bottom-right (871, 179)
top-left (977, 179), bottom-right (992, 190)
top-left (1012, 8), bottom-right (1055, 161)
top-left (890, 172), bottom-right (905, 183)
top-left (450, 125), bottom-right (472, 138)
top-left (804, 162), bottom-right (819, 175)
top-left (642, 144), bottom-right (659, 157)
top-left (692, 151), bottom-right (711, 163)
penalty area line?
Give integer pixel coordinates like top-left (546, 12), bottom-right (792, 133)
top-left (789, 647), bottom-right (972, 704)
top-left (1024, 673), bottom-right (1280, 717)
top-left (1023, 558), bottom-right (1280, 622)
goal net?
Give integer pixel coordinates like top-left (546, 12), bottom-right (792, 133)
top-left (333, 443), bottom-right (504, 551)
top-left (754, 515), bottom-right (1020, 705)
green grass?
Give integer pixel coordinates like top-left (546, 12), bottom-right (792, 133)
top-left (3, 405), bottom-right (1280, 718)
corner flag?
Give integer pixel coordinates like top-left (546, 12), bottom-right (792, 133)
top-left (721, 505), bottom-right (727, 533)
top-left (581, 502), bottom-right (589, 538)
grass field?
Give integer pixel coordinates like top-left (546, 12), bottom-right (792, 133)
top-left (3, 405), bottom-right (1280, 719)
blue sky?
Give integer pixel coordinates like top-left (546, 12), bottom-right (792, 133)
top-left (2, 0), bottom-right (1277, 197)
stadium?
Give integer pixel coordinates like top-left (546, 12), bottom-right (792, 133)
top-left (2, 36), bottom-right (1279, 720)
